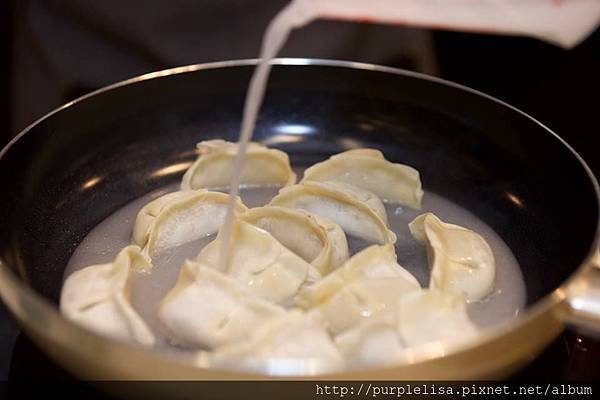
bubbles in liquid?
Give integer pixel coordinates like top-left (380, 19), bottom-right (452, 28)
top-left (64, 182), bottom-right (526, 352)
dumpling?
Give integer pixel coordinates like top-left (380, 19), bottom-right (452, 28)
top-left (196, 219), bottom-right (315, 304)
top-left (239, 206), bottom-right (349, 274)
top-left (132, 189), bottom-right (247, 269)
top-left (334, 313), bottom-right (407, 368)
top-left (269, 181), bottom-right (396, 244)
top-left (409, 213), bottom-right (495, 302)
top-left (295, 244), bottom-right (420, 335)
top-left (60, 246), bottom-right (155, 346)
top-left (396, 289), bottom-right (478, 347)
top-left (301, 149), bottom-right (423, 208)
top-left (157, 260), bottom-right (285, 349)
top-left (208, 310), bottom-right (345, 375)
top-left (181, 140), bottom-right (296, 190)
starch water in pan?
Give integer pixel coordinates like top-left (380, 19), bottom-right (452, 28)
top-left (64, 179), bottom-right (526, 351)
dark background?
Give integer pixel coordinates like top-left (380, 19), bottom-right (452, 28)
top-left (3, 0), bottom-right (599, 178)
top-left (0, 0), bottom-right (599, 383)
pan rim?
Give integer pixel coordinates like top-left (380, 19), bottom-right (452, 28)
top-left (1, 58), bottom-right (599, 377)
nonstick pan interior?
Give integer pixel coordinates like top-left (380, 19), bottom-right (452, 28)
top-left (0, 60), bottom-right (598, 313)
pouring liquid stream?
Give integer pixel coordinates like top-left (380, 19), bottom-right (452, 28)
top-left (217, 2), bottom-right (313, 271)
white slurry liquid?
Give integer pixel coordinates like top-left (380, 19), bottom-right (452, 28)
top-left (217, 2), bottom-right (314, 272)
top-left (64, 181), bottom-right (526, 351)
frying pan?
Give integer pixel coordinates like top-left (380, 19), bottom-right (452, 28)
top-left (0, 59), bottom-right (599, 381)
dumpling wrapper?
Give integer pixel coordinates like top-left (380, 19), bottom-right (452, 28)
top-left (269, 181), bottom-right (396, 244)
top-left (239, 206), bottom-right (349, 275)
top-left (334, 313), bottom-right (407, 368)
top-left (60, 245), bottom-right (155, 346)
top-left (208, 310), bottom-right (344, 375)
top-left (302, 149), bottom-right (424, 208)
top-left (196, 219), bottom-right (317, 304)
top-left (181, 140), bottom-right (296, 190)
top-left (409, 213), bottom-right (496, 302)
top-left (158, 260), bottom-right (285, 349)
top-left (396, 289), bottom-right (478, 347)
top-left (132, 189), bottom-right (247, 269)
top-left (296, 244), bottom-right (420, 335)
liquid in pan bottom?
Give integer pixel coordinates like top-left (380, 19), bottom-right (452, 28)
top-left (64, 180), bottom-right (526, 352)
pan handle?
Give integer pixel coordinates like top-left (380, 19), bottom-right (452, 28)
top-left (562, 247), bottom-right (600, 335)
